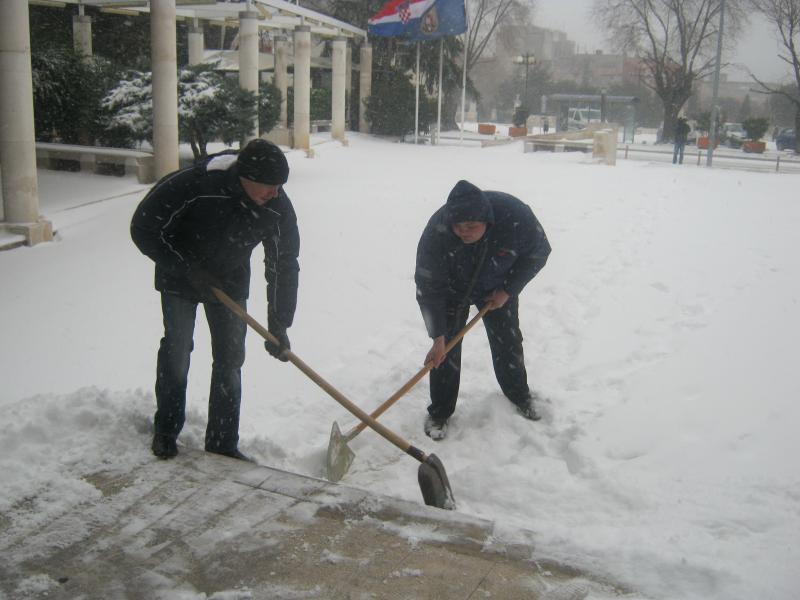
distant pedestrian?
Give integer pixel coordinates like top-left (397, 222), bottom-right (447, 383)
top-left (542, 118), bottom-right (550, 134)
top-left (673, 117), bottom-right (690, 164)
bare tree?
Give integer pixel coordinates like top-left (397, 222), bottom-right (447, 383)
top-left (465, 0), bottom-right (535, 74)
top-left (593, 0), bottom-right (744, 142)
top-left (748, 0), bottom-right (800, 151)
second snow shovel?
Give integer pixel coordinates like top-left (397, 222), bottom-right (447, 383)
top-left (326, 305), bottom-right (491, 482)
top-left (210, 286), bottom-right (456, 510)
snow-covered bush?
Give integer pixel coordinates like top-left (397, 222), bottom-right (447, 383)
top-left (101, 69), bottom-right (153, 147)
top-left (102, 64), bottom-right (280, 158)
top-left (365, 67), bottom-right (435, 138)
top-left (32, 48), bottom-right (117, 145)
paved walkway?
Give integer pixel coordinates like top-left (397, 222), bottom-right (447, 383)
top-left (1, 450), bottom-right (637, 599)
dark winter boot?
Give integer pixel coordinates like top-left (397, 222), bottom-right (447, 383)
top-left (514, 394), bottom-right (542, 421)
top-left (152, 433), bottom-right (178, 459)
top-left (424, 415), bottom-right (449, 441)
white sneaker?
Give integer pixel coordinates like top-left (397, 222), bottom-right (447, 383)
top-left (424, 415), bottom-right (448, 440)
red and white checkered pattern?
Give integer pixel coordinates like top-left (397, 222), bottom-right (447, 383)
top-left (398, 1), bottom-right (411, 24)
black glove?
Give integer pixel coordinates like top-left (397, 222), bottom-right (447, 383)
top-left (186, 264), bottom-right (222, 302)
top-left (264, 313), bottom-right (291, 361)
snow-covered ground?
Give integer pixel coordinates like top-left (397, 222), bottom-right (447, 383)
top-left (1, 133), bottom-right (799, 599)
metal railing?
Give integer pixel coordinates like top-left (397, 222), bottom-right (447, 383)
top-left (620, 145), bottom-right (800, 174)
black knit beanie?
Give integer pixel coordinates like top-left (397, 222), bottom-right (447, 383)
top-left (237, 139), bottom-right (289, 185)
top-left (445, 180), bottom-right (491, 225)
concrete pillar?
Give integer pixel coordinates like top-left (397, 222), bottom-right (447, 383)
top-left (274, 35), bottom-right (289, 128)
top-left (593, 129), bottom-right (617, 166)
top-left (292, 26), bottom-right (311, 151)
top-left (0, 0), bottom-right (52, 244)
top-left (238, 11), bottom-right (260, 141)
top-left (72, 15), bottom-right (93, 61)
top-left (345, 42), bottom-right (352, 128)
top-left (188, 20), bottom-right (204, 66)
top-left (359, 43), bottom-right (372, 133)
top-left (331, 37), bottom-right (347, 141)
top-left (150, 0), bottom-right (179, 178)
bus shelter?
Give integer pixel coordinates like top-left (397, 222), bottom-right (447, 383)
top-left (543, 93), bottom-right (639, 142)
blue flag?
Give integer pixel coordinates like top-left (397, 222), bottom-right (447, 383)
top-left (368, 0), bottom-right (467, 42)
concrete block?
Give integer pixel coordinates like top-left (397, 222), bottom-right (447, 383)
top-left (593, 130), bottom-right (617, 165)
top-left (8, 218), bottom-right (53, 246)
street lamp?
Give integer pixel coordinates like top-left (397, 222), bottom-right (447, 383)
top-left (512, 53), bottom-right (536, 113)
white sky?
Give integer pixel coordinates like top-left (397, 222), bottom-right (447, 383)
top-left (535, 0), bottom-right (793, 83)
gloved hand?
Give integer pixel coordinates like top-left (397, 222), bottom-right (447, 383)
top-left (186, 264), bottom-right (222, 302)
top-left (264, 312), bottom-right (291, 362)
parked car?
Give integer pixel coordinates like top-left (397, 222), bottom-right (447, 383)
top-left (567, 107), bottom-right (601, 130)
top-left (776, 128), bottom-right (796, 151)
top-left (721, 122), bottom-right (745, 148)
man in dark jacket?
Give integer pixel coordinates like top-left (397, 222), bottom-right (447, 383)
top-left (415, 180), bottom-right (551, 439)
top-left (131, 139), bottom-right (299, 460)
top-left (673, 117), bottom-right (691, 164)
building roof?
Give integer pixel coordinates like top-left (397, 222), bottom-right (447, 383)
top-left (30, 0), bottom-right (366, 39)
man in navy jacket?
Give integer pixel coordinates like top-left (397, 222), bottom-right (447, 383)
top-left (131, 139), bottom-right (299, 460)
top-left (415, 180), bottom-right (550, 439)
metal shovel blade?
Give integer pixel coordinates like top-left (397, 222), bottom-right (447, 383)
top-left (417, 453), bottom-right (456, 510)
top-left (326, 421), bottom-right (355, 482)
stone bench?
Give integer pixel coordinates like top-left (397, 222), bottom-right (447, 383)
top-left (523, 138), bottom-right (594, 153)
top-left (35, 142), bottom-right (155, 184)
top-left (310, 119), bottom-right (332, 133)
top-left (523, 125), bottom-right (618, 165)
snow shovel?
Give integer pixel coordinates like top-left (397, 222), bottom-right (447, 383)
top-left (210, 286), bottom-right (456, 510)
top-left (326, 305), bottom-right (491, 483)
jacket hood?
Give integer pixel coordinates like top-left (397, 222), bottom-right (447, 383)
top-left (444, 180), bottom-right (494, 226)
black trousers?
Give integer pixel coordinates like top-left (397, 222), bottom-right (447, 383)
top-left (427, 296), bottom-right (530, 420)
top-left (154, 292), bottom-right (247, 453)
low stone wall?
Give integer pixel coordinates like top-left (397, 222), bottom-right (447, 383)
top-left (35, 142), bottom-right (155, 184)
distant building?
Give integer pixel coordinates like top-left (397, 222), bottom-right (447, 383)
top-left (549, 50), bottom-right (647, 88)
top-left (689, 75), bottom-right (770, 116)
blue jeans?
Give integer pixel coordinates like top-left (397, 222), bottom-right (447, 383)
top-left (428, 297), bottom-right (530, 420)
top-left (154, 293), bottom-right (247, 453)
top-left (673, 142), bottom-right (686, 164)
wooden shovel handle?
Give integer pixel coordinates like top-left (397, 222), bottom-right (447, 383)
top-left (210, 287), bottom-right (427, 463)
top-left (345, 304), bottom-right (492, 440)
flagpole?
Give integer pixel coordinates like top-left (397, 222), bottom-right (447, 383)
top-left (415, 42), bottom-right (420, 144)
top-left (436, 39), bottom-right (443, 145)
top-left (460, 8), bottom-right (468, 144)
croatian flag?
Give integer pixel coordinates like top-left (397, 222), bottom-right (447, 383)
top-left (368, 0), bottom-right (467, 41)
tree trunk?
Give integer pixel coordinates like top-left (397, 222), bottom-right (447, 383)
top-left (795, 108), bottom-right (800, 153)
top-left (441, 89), bottom-right (460, 131)
top-left (661, 104), bottom-right (680, 144)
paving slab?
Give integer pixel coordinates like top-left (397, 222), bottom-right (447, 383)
top-left (0, 450), bottom-right (638, 599)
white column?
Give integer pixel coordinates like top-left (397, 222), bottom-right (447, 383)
top-left (150, 0), bottom-right (179, 178)
top-left (345, 41), bottom-right (352, 129)
top-left (72, 14), bottom-right (93, 62)
top-left (331, 37), bottom-right (347, 141)
top-left (188, 20), bottom-right (204, 66)
top-left (0, 0), bottom-right (52, 244)
top-left (238, 10), bottom-right (260, 141)
top-left (358, 43), bottom-right (372, 133)
top-left (274, 35), bottom-right (289, 129)
top-left (292, 25), bottom-right (311, 151)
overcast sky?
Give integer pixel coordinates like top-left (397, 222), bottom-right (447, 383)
top-left (534, 0), bottom-right (792, 84)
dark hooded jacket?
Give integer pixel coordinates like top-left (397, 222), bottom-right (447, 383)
top-left (130, 154), bottom-right (299, 327)
top-left (415, 181), bottom-right (550, 338)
